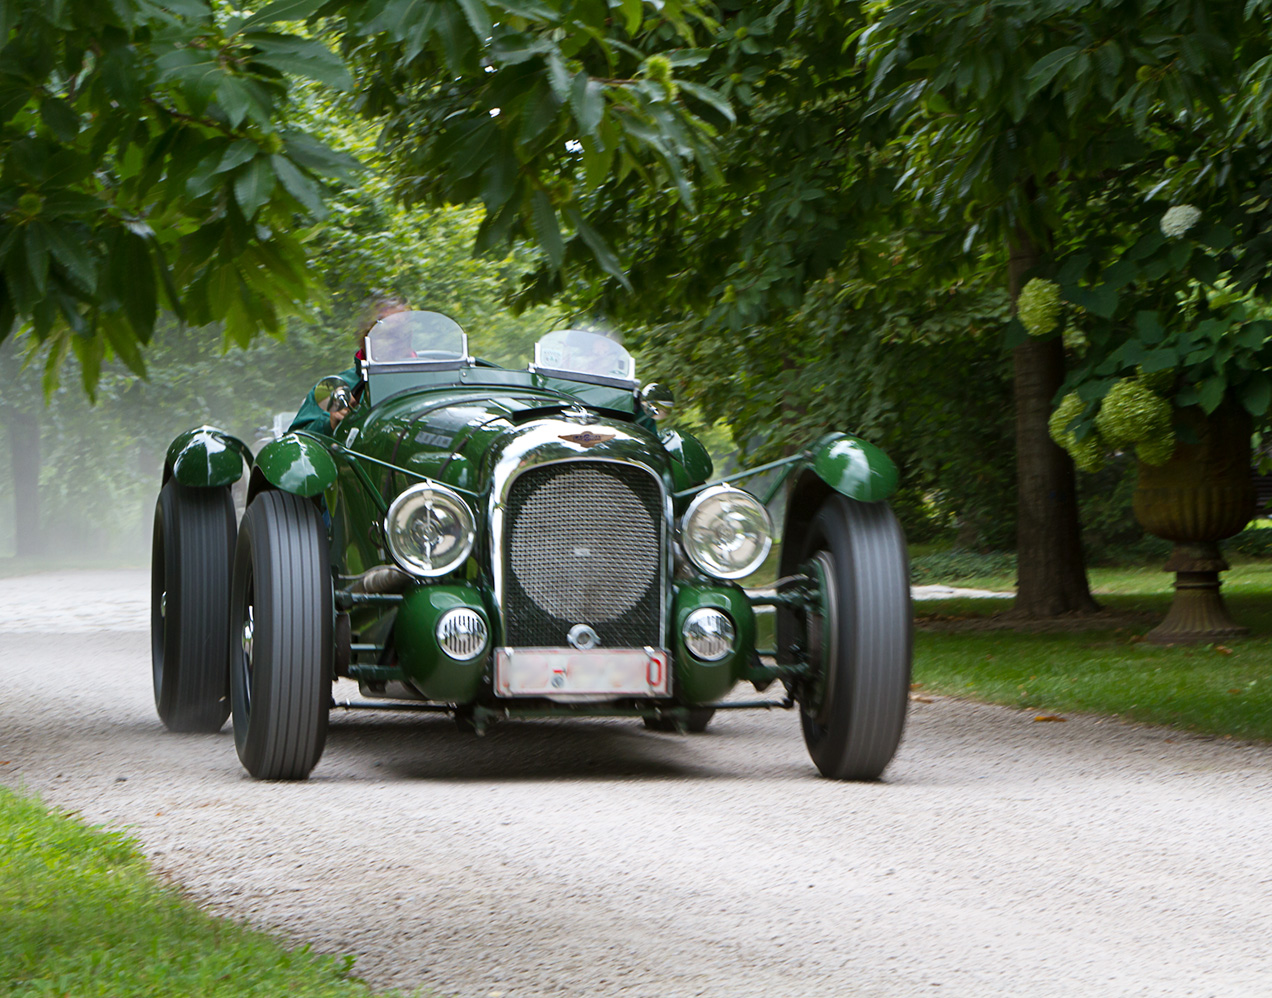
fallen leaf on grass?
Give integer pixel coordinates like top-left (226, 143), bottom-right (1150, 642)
top-left (1228, 688), bottom-right (1243, 695)
top-left (1215, 645), bottom-right (1234, 655)
top-left (909, 694), bottom-right (934, 703)
top-left (910, 682), bottom-right (924, 690)
top-left (1033, 714), bottom-right (1066, 723)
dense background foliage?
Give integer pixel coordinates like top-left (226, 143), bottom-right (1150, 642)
top-left (4, 1), bottom-right (1272, 605)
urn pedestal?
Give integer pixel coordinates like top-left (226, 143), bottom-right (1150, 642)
top-left (1132, 403), bottom-right (1255, 645)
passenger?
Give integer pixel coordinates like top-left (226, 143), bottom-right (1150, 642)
top-left (289, 294), bottom-right (409, 435)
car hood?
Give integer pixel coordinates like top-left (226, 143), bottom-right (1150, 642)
top-left (340, 386), bottom-right (670, 498)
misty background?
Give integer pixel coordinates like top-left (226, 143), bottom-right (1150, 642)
top-left (0, 204), bottom-right (571, 565)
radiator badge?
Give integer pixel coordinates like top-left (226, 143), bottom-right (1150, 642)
top-left (559, 430), bottom-right (614, 448)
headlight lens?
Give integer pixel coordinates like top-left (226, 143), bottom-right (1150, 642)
top-left (385, 482), bottom-right (475, 577)
top-left (682, 607), bottom-right (735, 661)
top-left (681, 485), bottom-right (773, 580)
top-left (436, 608), bottom-right (489, 660)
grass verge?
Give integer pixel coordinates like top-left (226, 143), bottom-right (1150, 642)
top-left (913, 567), bottom-right (1272, 741)
top-left (0, 786), bottom-right (406, 997)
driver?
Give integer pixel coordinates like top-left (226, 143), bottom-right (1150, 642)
top-left (289, 294), bottom-right (410, 435)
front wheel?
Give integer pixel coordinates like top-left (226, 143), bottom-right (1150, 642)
top-left (151, 479), bottom-right (236, 733)
top-left (798, 496), bottom-right (911, 780)
top-left (230, 491), bottom-right (333, 780)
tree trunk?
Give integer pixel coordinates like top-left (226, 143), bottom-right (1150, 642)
top-left (1009, 232), bottom-right (1098, 616)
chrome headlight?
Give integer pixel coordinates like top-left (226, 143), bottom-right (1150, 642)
top-left (385, 482), bottom-right (475, 577)
top-left (682, 607), bottom-right (735, 661)
top-left (681, 484), bottom-right (773, 580)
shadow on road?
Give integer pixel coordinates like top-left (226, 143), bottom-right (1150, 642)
top-left (321, 711), bottom-right (805, 783)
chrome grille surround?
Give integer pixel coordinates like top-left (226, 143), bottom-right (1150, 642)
top-left (503, 460), bottom-right (665, 648)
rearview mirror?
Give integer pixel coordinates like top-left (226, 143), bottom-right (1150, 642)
top-left (639, 383), bottom-right (675, 420)
top-left (314, 376), bottom-right (356, 414)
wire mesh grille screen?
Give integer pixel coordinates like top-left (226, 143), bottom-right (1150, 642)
top-left (504, 462), bottom-right (663, 647)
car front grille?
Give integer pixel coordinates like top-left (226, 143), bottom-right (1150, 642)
top-left (503, 461), bottom-right (664, 648)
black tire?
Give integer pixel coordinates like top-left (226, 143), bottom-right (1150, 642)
top-left (643, 707), bottom-right (716, 733)
top-left (150, 479), bottom-right (235, 733)
top-left (230, 491), bottom-right (333, 780)
top-left (798, 495), bottom-right (911, 780)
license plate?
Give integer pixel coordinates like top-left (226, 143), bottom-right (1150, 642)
top-left (495, 647), bottom-right (669, 698)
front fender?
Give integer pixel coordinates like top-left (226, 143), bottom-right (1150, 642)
top-left (809, 432), bottom-right (897, 502)
top-left (250, 434), bottom-right (338, 500)
top-left (660, 428), bottom-right (714, 492)
top-left (164, 427), bottom-right (251, 488)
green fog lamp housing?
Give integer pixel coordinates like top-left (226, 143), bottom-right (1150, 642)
top-left (681, 484), bottom-right (773, 580)
top-left (682, 607), bottom-right (736, 661)
top-left (385, 482), bottom-right (475, 577)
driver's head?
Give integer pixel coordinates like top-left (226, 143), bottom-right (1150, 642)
top-left (357, 293), bottom-right (410, 352)
top-left (373, 314), bottom-right (415, 360)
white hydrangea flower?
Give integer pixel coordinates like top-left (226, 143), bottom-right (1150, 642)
top-left (1160, 204), bottom-right (1202, 238)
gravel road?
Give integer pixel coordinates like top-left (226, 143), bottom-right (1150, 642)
top-left (2, 570), bottom-right (1270, 998)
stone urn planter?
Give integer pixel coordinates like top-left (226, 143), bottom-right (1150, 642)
top-left (1132, 401), bottom-right (1256, 644)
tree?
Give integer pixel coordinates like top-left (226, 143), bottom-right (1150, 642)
top-left (0, 0), bottom-right (723, 390)
top-left (0, 0), bottom-right (365, 388)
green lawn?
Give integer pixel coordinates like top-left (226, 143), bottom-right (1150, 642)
top-left (913, 564), bottom-right (1272, 741)
top-left (0, 788), bottom-right (413, 998)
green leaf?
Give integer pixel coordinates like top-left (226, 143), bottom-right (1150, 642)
top-left (531, 189), bottom-right (564, 268)
top-left (547, 51), bottom-right (571, 101)
top-left (1025, 46), bottom-right (1081, 98)
top-left (246, 33), bottom-right (353, 90)
top-left (677, 80), bottom-right (735, 124)
top-left (1134, 310), bottom-right (1163, 344)
top-left (233, 157), bottom-right (275, 218)
top-left (24, 222), bottom-right (50, 294)
top-left (282, 132), bottom-right (360, 182)
top-left (45, 224), bottom-right (96, 294)
top-left (619, 0), bottom-right (642, 34)
top-left (566, 206), bottom-right (629, 289)
top-left (39, 97), bottom-right (79, 141)
top-left (215, 76), bottom-right (256, 129)
top-left (239, 0), bottom-right (328, 29)
top-left (570, 72), bottom-right (604, 137)
top-left (217, 139), bottom-right (260, 174)
top-left (1198, 374), bottom-right (1226, 413)
top-left (1239, 373), bottom-right (1272, 416)
top-left (271, 154), bottom-right (325, 217)
top-left (100, 311), bottom-right (147, 377)
top-left (1198, 223), bottom-right (1234, 250)
top-left (456, 0), bottom-right (493, 39)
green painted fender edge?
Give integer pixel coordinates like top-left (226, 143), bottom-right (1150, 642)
top-left (164, 426), bottom-right (251, 488)
top-left (660, 428), bottom-right (714, 492)
top-left (252, 433), bottom-right (339, 498)
top-left (808, 432), bottom-right (898, 502)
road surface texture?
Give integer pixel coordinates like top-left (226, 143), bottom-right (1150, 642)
top-left (1, 570), bottom-right (1269, 998)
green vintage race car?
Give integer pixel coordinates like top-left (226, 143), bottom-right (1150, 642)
top-left (151, 311), bottom-right (911, 781)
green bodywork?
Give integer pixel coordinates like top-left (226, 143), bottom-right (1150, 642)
top-left (253, 434), bottom-right (339, 498)
top-left (808, 432), bottom-right (898, 502)
top-left (671, 584), bottom-right (756, 703)
top-left (393, 584), bottom-right (491, 702)
top-left (164, 427), bottom-right (251, 488)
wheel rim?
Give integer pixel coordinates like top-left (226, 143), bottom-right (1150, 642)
top-left (803, 551), bottom-right (839, 728)
top-left (239, 583), bottom-right (255, 715)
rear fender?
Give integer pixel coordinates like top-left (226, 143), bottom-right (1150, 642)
top-left (248, 434), bottom-right (338, 503)
top-left (163, 427), bottom-right (251, 489)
